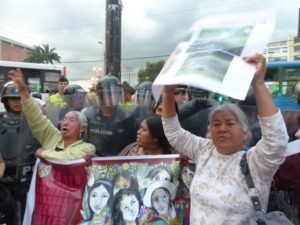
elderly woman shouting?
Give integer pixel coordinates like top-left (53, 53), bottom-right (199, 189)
top-left (161, 54), bottom-right (289, 224)
top-left (8, 69), bottom-right (95, 161)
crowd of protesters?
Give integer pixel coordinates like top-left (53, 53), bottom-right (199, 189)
top-left (0, 54), bottom-right (299, 224)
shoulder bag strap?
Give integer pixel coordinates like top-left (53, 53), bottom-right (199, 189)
top-left (240, 153), bottom-right (266, 225)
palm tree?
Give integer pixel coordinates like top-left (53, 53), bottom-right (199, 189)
top-left (25, 44), bottom-right (61, 64)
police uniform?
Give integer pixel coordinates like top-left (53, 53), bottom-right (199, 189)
top-left (0, 112), bottom-right (40, 224)
top-left (83, 106), bottom-right (138, 156)
top-left (179, 99), bottom-right (212, 137)
top-left (0, 82), bottom-right (40, 224)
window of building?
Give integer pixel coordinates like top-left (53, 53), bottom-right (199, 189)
top-left (294, 45), bottom-right (300, 53)
top-left (282, 47), bottom-right (288, 53)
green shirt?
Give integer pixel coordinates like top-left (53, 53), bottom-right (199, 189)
top-left (49, 93), bottom-right (66, 106)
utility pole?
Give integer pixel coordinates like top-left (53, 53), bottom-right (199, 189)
top-left (104, 0), bottom-right (122, 80)
top-left (126, 65), bottom-right (133, 84)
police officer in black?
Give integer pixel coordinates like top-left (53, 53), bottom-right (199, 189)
top-left (0, 153), bottom-right (15, 225)
top-left (0, 81), bottom-right (40, 225)
top-left (132, 81), bottom-right (155, 125)
top-left (59, 84), bottom-right (86, 120)
top-left (179, 87), bottom-right (212, 137)
top-left (83, 75), bottom-right (138, 156)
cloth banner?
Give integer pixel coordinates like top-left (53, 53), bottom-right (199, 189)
top-left (23, 155), bottom-right (194, 225)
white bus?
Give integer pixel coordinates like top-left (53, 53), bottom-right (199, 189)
top-left (0, 61), bottom-right (66, 93)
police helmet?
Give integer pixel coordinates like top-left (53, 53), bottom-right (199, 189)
top-left (136, 81), bottom-right (152, 91)
top-left (63, 84), bottom-right (86, 109)
top-left (96, 75), bottom-right (120, 90)
top-left (188, 87), bottom-right (209, 99)
top-left (175, 85), bottom-right (187, 94)
top-left (64, 84), bottom-right (85, 96)
top-left (96, 75), bottom-right (122, 106)
top-left (135, 81), bottom-right (154, 106)
top-left (32, 92), bottom-right (42, 100)
top-left (1, 81), bottom-right (20, 103)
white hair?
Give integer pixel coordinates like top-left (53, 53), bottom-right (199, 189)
top-left (66, 111), bottom-right (88, 127)
top-left (208, 103), bottom-right (249, 132)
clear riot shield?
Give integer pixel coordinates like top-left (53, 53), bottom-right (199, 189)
top-left (16, 113), bottom-right (41, 184)
top-left (82, 93), bottom-right (139, 156)
top-left (59, 94), bottom-right (88, 121)
top-left (43, 101), bottom-right (63, 127)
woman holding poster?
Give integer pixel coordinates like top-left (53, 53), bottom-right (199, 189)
top-left (161, 54), bottom-right (289, 224)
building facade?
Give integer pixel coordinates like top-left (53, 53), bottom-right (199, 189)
top-left (265, 34), bottom-right (300, 62)
top-left (0, 36), bottom-right (32, 62)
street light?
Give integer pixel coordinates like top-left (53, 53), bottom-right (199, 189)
top-left (92, 66), bottom-right (102, 77)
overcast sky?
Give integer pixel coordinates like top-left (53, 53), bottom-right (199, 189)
top-left (0, 0), bottom-right (299, 88)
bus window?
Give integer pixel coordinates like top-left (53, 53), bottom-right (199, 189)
top-left (266, 61), bottom-right (300, 96)
top-left (0, 69), bottom-right (7, 88)
top-left (28, 77), bottom-right (42, 92)
top-left (0, 61), bottom-right (66, 93)
top-left (44, 71), bottom-right (60, 82)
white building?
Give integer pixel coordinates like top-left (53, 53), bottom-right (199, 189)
top-left (265, 34), bottom-right (300, 62)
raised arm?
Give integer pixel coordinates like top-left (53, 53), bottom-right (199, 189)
top-left (244, 54), bottom-right (277, 117)
top-left (0, 154), bottom-right (5, 179)
top-left (8, 68), bottom-right (30, 101)
top-left (162, 85), bottom-right (177, 119)
top-left (8, 68), bottom-right (61, 145)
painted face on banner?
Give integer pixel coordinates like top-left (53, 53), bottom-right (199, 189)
top-left (113, 177), bottom-right (131, 195)
top-left (152, 170), bottom-right (171, 184)
top-left (152, 188), bottom-right (170, 215)
top-left (89, 185), bottom-right (110, 214)
top-left (38, 164), bottom-right (52, 178)
top-left (120, 194), bottom-right (140, 222)
top-left (181, 166), bottom-right (195, 188)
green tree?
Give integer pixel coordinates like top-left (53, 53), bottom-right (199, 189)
top-left (25, 44), bottom-right (61, 64)
top-left (137, 60), bottom-right (165, 83)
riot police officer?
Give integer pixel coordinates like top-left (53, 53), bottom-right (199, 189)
top-left (0, 81), bottom-right (40, 225)
top-left (132, 81), bottom-right (155, 124)
top-left (83, 75), bottom-right (138, 156)
top-left (59, 84), bottom-right (86, 120)
top-left (179, 87), bottom-right (212, 137)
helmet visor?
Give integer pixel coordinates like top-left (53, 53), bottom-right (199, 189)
top-left (64, 95), bottom-right (86, 110)
top-left (97, 86), bottom-right (123, 106)
top-left (135, 89), bottom-right (153, 106)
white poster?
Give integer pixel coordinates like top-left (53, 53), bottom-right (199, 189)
top-left (152, 9), bottom-right (276, 101)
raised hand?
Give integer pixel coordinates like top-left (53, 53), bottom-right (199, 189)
top-left (244, 54), bottom-right (277, 117)
top-left (8, 68), bottom-right (30, 99)
top-left (243, 53), bottom-right (266, 87)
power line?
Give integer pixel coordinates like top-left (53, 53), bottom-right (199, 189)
top-left (14, 7), bottom-right (202, 34)
top-left (61, 54), bottom-right (169, 64)
top-left (123, 0), bottom-right (159, 49)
